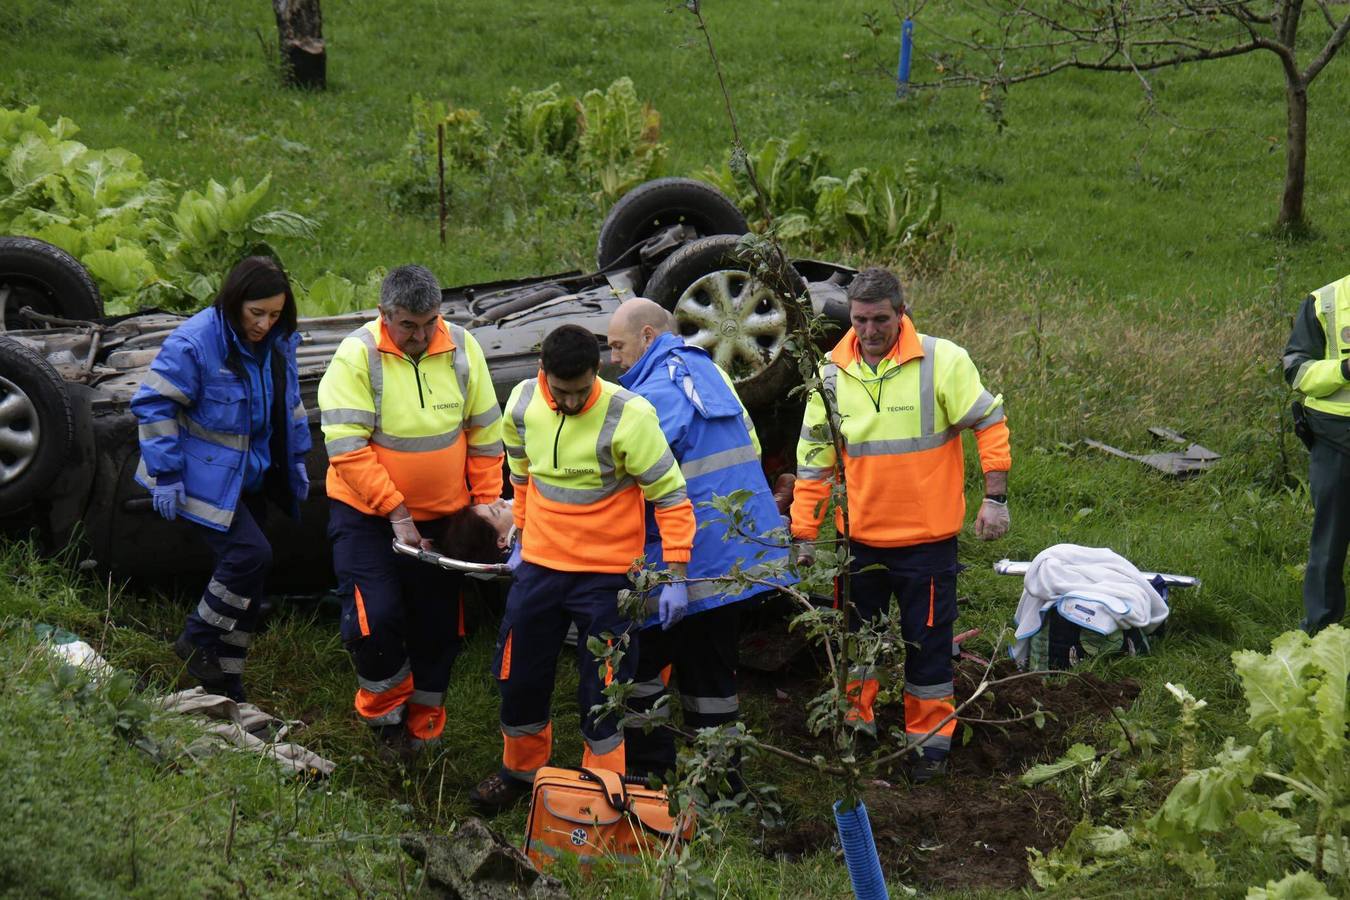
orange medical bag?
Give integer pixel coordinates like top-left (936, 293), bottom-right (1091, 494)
top-left (523, 766), bottom-right (695, 870)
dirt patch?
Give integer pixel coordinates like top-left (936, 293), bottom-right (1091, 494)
top-left (746, 653), bottom-right (1139, 892)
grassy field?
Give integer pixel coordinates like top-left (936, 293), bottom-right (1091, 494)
top-left (3, 0), bottom-right (1349, 896)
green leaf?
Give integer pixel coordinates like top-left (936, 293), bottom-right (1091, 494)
top-left (250, 209), bottom-right (318, 239)
top-left (1308, 624), bottom-right (1349, 749)
top-left (1020, 742), bottom-right (1096, 786)
top-left (82, 245), bottom-right (156, 296)
top-left (219, 175), bottom-right (270, 233)
top-left (1246, 871), bottom-right (1335, 899)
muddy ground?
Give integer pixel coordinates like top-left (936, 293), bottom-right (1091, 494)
top-left (742, 638), bottom-right (1140, 893)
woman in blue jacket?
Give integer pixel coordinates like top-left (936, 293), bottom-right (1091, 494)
top-left (131, 256), bottom-right (311, 701)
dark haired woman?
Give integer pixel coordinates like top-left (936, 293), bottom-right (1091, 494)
top-left (430, 498), bottom-right (515, 563)
top-left (131, 256), bottom-right (311, 701)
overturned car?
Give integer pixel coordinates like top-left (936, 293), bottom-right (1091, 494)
top-left (0, 179), bottom-right (854, 587)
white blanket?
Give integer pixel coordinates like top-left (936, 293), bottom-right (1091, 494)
top-left (1011, 543), bottom-right (1169, 666)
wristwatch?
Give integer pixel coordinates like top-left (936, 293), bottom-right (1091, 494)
top-left (984, 493), bottom-right (1008, 504)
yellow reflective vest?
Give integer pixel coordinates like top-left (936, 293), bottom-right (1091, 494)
top-left (1289, 274), bottom-right (1350, 418)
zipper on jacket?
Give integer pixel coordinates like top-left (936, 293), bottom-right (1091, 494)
top-left (408, 356), bottom-right (425, 408)
top-left (552, 414), bottom-right (565, 469)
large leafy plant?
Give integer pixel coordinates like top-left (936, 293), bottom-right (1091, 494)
top-left (701, 134), bottom-right (952, 271)
top-left (0, 105), bottom-right (317, 313)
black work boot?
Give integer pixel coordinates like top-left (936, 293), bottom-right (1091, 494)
top-left (173, 631), bottom-right (226, 683)
top-left (468, 770), bottom-right (531, 815)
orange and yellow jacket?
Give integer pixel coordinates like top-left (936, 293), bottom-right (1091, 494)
top-left (503, 373), bottom-right (695, 573)
top-left (318, 317), bottom-right (503, 520)
top-left (790, 318), bottom-right (1011, 547)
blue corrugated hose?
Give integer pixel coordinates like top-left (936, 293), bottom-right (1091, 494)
top-left (833, 799), bottom-right (888, 899)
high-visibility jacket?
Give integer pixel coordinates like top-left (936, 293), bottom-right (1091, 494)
top-left (132, 306), bottom-right (310, 531)
top-left (791, 318), bottom-right (1011, 547)
top-left (1286, 274), bottom-right (1350, 418)
top-left (503, 373), bottom-right (695, 573)
top-left (318, 317), bottom-right (503, 520)
top-left (617, 333), bottom-right (793, 616)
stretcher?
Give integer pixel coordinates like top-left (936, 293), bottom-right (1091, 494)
top-left (992, 558), bottom-right (1200, 589)
top-left (391, 539), bottom-right (512, 578)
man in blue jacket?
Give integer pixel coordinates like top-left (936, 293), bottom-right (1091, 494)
top-left (607, 298), bottom-right (793, 784)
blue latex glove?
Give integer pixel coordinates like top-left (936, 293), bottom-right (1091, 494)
top-left (658, 582), bottom-right (689, 630)
top-left (152, 480), bottom-right (186, 521)
top-left (293, 461), bottom-right (310, 501)
top-left (506, 541), bottom-right (523, 573)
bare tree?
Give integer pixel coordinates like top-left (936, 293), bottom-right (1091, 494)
top-left (909, 1), bottom-right (1350, 234)
top-left (272, 0), bottom-right (326, 90)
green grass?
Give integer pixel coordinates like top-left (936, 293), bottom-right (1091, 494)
top-left (3, 0), bottom-right (1349, 895)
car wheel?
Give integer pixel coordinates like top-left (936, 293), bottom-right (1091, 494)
top-left (0, 236), bottom-right (103, 332)
top-left (0, 336), bottom-right (75, 510)
top-left (644, 234), bottom-right (807, 408)
top-left (595, 178), bottom-right (749, 270)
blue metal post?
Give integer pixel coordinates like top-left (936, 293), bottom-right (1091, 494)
top-left (896, 18), bottom-right (914, 98)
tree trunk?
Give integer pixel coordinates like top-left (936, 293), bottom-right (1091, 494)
top-left (272, 0), bottom-right (326, 90)
top-left (1278, 77), bottom-right (1308, 233)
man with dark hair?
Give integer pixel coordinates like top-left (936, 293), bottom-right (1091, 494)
top-left (319, 264), bottom-right (504, 756)
top-left (470, 323), bottom-right (697, 813)
top-left (1284, 272), bottom-right (1350, 634)
top-left (791, 266), bottom-right (1012, 782)
top-left (607, 298), bottom-right (793, 784)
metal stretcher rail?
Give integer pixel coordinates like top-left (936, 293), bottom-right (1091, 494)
top-left (993, 559), bottom-right (1200, 589)
top-left (392, 540), bottom-right (512, 576)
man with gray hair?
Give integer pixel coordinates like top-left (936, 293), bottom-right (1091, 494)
top-left (319, 264), bottom-right (504, 757)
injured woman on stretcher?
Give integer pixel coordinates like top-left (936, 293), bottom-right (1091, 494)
top-left (427, 498), bottom-right (516, 564)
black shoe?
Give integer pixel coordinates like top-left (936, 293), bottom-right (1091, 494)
top-left (907, 753), bottom-right (948, 785)
top-left (200, 679), bottom-right (247, 704)
top-left (173, 631), bottom-right (226, 683)
top-left (468, 771), bottom-right (531, 815)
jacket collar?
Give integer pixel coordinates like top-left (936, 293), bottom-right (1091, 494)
top-left (375, 315), bottom-right (455, 358)
top-left (537, 370), bottom-right (604, 415)
top-left (829, 314), bottom-right (923, 371)
top-left (618, 331), bottom-right (684, 389)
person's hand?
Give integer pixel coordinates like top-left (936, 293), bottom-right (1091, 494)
top-left (974, 498), bottom-right (1010, 541)
top-left (793, 539), bottom-right (816, 569)
top-left (658, 582), bottom-right (688, 630)
top-left (506, 541), bottom-right (523, 573)
top-left (391, 515), bottom-right (432, 550)
top-left (292, 461), bottom-right (310, 502)
top-left (152, 480), bottom-right (185, 521)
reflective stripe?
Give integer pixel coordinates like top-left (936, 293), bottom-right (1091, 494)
top-left (142, 370), bottom-right (190, 405)
top-left (796, 465), bottom-right (834, 481)
top-left (509, 472), bottom-right (528, 486)
top-left (291, 402), bottom-right (306, 422)
top-left (181, 416), bottom-right (248, 451)
top-left (973, 406), bottom-right (1006, 430)
top-left (506, 445), bottom-right (527, 459)
top-left (635, 448), bottom-right (676, 486)
top-left (510, 380), bottom-right (536, 447)
top-left (905, 680), bottom-right (955, 699)
top-left (359, 660), bottom-right (412, 694)
top-left (680, 443), bottom-right (760, 480)
top-left (502, 719), bottom-right (550, 738)
top-left (352, 327), bottom-right (383, 431)
top-left (467, 439), bottom-right (504, 457)
top-left (681, 695), bottom-right (739, 715)
top-left (687, 559), bottom-right (786, 601)
top-left (136, 459), bottom-right (235, 527)
top-left (629, 704), bottom-right (672, 723)
top-left (594, 390), bottom-right (633, 486)
top-left (195, 597), bottom-right (237, 631)
top-left (1319, 284), bottom-right (1339, 355)
top-left (138, 419), bottom-right (178, 440)
top-left (908, 733), bottom-right (952, 752)
top-left (631, 677), bottom-right (667, 700)
top-left (220, 629), bottom-right (253, 648)
top-left (919, 335), bottom-right (937, 436)
top-left (448, 323), bottom-right (471, 401)
top-left (846, 431), bottom-right (958, 456)
top-left (1282, 351), bottom-right (1303, 372)
top-left (321, 407), bottom-right (376, 427)
top-left (533, 476), bottom-right (635, 505)
top-left (208, 579), bottom-right (251, 611)
top-left (651, 485), bottom-right (688, 508)
top-left (848, 664), bottom-right (876, 682)
top-left (466, 407), bottom-right (501, 429)
top-left (585, 731), bottom-right (623, 756)
top-left (1293, 361), bottom-right (1315, 391)
top-left (218, 656), bottom-right (245, 675)
top-left (821, 363), bottom-right (838, 400)
top-left (954, 390), bottom-right (997, 430)
top-left (363, 706), bottom-right (405, 727)
top-left (371, 427), bottom-right (462, 452)
top-left (409, 689), bottom-right (444, 707)
top-left (325, 435), bottom-right (369, 455)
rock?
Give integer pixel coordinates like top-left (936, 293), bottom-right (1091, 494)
top-left (400, 820), bottom-right (568, 899)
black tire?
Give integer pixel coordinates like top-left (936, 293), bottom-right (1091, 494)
top-left (0, 236), bottom-right (103, 331)
top-left (595, 178), bottom-right (749, 270)
top-left (0, 336), bottom-right (74, 510)
top-left (645, 235), bottom-right (808, 409)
